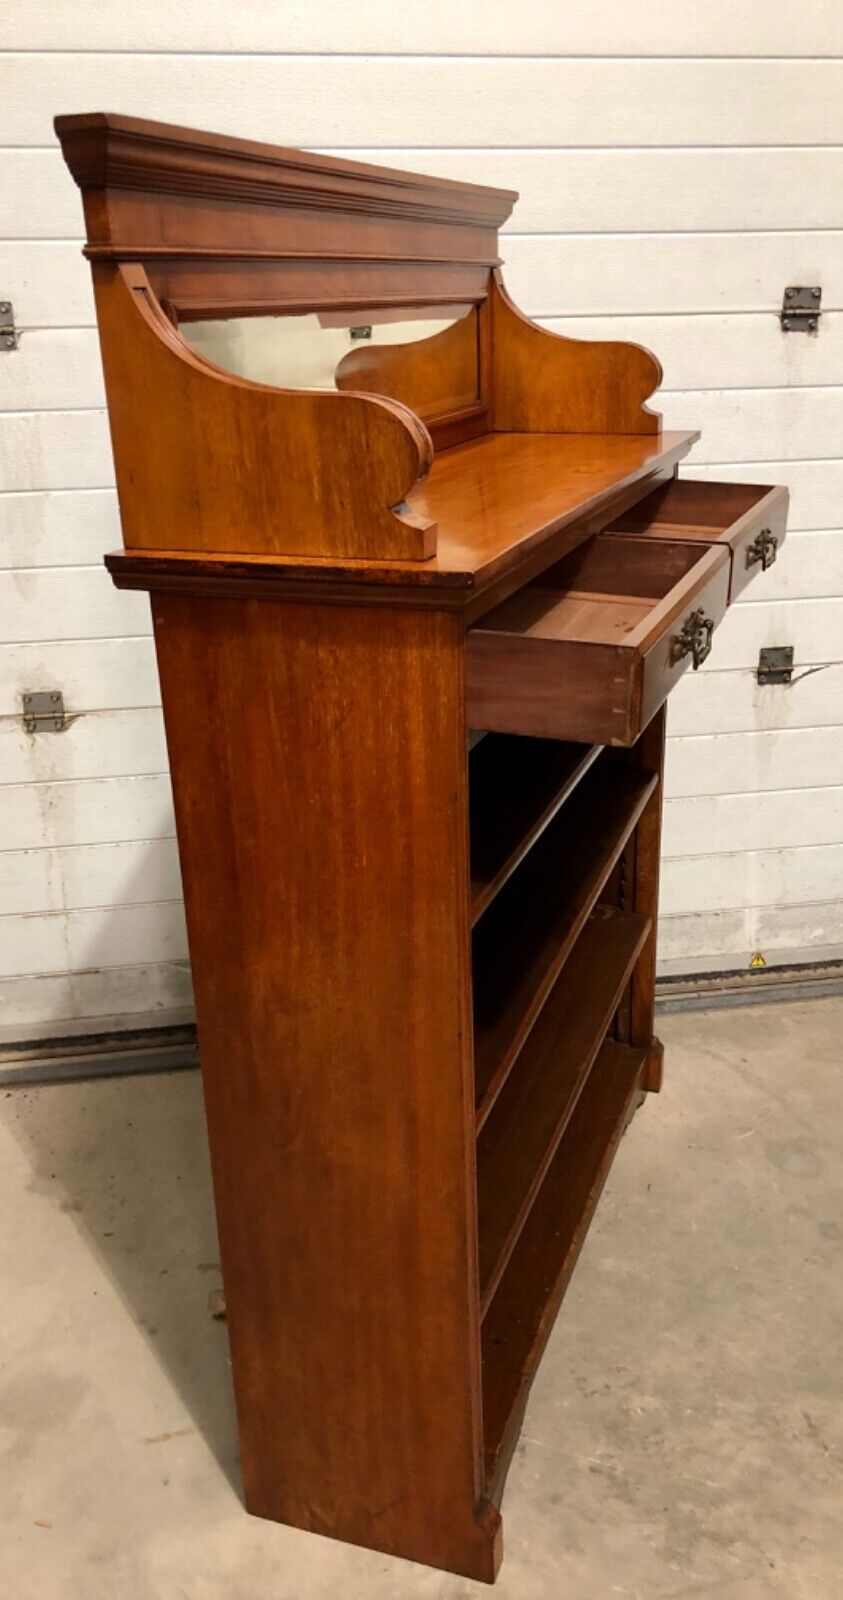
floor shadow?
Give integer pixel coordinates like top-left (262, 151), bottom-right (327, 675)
top-left (5, 1061), bottom-right (241, 1491)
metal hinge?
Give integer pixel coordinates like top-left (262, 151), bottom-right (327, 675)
top-left (781, 286), bottom-right (821, 333)
top-left (757, 647), bottom-right (793, 686)
top-left (22, 690), bottom-right (67, 733)
top-left (1, 300), bottom-right (17, 351)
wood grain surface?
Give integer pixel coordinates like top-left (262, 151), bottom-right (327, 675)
top-left (152, 593), bottom-right (500, 1581)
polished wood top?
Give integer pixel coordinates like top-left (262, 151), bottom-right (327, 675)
top-left (410, 430), bottom-right (697, 581)
top-left (106, 428), bottom-right (699, 608)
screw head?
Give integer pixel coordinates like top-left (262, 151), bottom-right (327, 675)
top-left (782, 318), bottom-right (791, 330)
top-left (812, 287), bottom-right (821, 298)
top-left (3, 336), bottom-right (13, 349)
top-left (809, 318), bottom-right (818, 331)
top-left (0, 301), bottom-right (9, 313)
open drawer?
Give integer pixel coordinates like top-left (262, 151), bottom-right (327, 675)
top-left (466, 533), bottom-right (730, 746)
top-left (604, 477), bottom-right (789, 600)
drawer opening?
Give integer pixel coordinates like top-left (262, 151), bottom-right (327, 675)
top-left (609, 476), bottom-right (778, 535)
top-left (604, 476), bottom-right (788, 602)
top-left (519, 533), bottom-right (718, 644)
top-left (466, 532), bottom-right (730, 746)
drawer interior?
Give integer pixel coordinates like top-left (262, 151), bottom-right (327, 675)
top-left (478, 533), bottom-right (717, 646)
top-left (607, 476), bottom-right (779, 538)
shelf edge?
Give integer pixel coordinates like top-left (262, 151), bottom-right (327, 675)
top-left (478, 910), bottom-right (651, 1317)
top-left (483, 1039), bottom-right (647, 1503)
top-left (470, 742), bottom-right (602, 926)
top-left (474, 770), bottom-right (657, 1130)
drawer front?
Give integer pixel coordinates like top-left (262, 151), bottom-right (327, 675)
top-left (606, 478), bottom-right (789, 601)
top-left (725, 487), bottom-right (788, 600)
top-left (467, 540), bottom-right (730, 748)
top-left (637, 546), bottom-right (730, 728)
top-left (466, 630), bottom-right (637, 746)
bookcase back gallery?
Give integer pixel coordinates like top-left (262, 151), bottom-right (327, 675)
top-left (56, 113), bottom-right (788, 1583)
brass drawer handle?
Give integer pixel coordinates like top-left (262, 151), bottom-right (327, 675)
top-left (670, 607), bottom-right (714, 671)
top-left (746, 527), bottom-right (778, 571)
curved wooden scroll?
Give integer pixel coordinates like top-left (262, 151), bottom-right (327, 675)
top-left (490, 272), bottom-right (662, 435)
top-left (93, 266), bottom-right (437, 562)
top-left (334, 312), bottom-right (479, 422)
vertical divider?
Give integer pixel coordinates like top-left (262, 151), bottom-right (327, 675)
top-left (628, 705), bottom-right (668, 1091)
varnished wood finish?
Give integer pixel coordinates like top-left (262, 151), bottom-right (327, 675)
top-left (55, 111), bottom-right (788, 1583)
top-left (607, 476), bottom-right (790, 600)
top-left (152, 594), bottom-right (500, 1582)
top-left (628, 707), bottom-right (668, 1093)
top-left (407, 433), bottom-right (695, 595)
top-left (54, 111), bottom-right (515, 230)
top-left (469, 736), bottom-right (601, 923)
top-left (94, 264), bottom-right (437, 562)
top-left (473, 762), bottom-right (656, 1120)
top-left (466, 536), bottom-right (730, 745)
top-left (55, 110), bottom-right (515, 325)
top-left (105, 432), bottom-right (698, 607)
top-left (482, 1040), bottom-right (647, 1497)
top-left (477, 907), bottom-right (650, 1312)
top-left (490, 272), bottom-right (662, 435)
top-left (335, 307), bottom-right (481, 420)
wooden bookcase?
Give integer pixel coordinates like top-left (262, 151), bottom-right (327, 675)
top-left (56, 112), bottom-right (789, 1583)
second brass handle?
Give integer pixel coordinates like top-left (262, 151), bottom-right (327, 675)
top-left (670, 608), bottom-right (715, 671)
top-left (746, 527), bottom-right (778, 571)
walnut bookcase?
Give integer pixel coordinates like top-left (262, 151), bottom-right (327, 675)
top-left (56, 113), bottom-right (789, 1583)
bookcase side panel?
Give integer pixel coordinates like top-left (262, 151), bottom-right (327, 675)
top-left (151, 593), bottom-right (497, 1581)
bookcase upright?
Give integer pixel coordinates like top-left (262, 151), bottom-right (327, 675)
top-left (57, 112), bottom-right (788, 1583)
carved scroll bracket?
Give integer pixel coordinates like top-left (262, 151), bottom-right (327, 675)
top-left (95, 265), bottom-right (437, 563)
top-left (490, 272), bottom-right (662, 436)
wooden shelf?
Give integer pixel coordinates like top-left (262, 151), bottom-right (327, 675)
top-left (472, 760), bottom-right (657, 1121)
top-left (482, 1038), bottom-right (647, 1498)
top-left (469, 735), bottom-right (601, 923)
top-left (476, 906), bottom-right (650, 1314)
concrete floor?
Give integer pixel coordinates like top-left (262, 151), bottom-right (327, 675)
top-left (1, 998), bottom-right (841, 1600)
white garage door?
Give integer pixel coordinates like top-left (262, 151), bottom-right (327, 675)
top-left (2, 2), bottom-right (842, 1038)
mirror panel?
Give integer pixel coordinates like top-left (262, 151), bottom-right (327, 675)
top-left (181, 304), bottom-right (479, 420)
